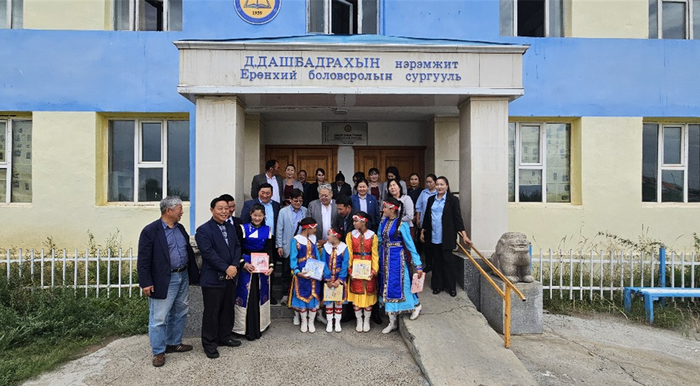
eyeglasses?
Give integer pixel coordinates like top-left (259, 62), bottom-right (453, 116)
top-left (319, 194), bottom-right (331, 198)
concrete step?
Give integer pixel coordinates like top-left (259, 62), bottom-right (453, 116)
top-left (399, 275), bottom-right (537, 386)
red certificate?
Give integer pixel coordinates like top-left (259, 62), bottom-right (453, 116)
top-left (251, 253), bottom-right (269, 273)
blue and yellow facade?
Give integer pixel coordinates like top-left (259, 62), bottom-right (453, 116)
top-left (1, 0), bottom-right (698, 251)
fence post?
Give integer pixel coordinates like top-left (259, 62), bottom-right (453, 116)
top-left (659, 246), bottom-right (666, 288)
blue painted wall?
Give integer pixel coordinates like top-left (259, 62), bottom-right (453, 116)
top-left (1, 0), bottom-right (699, 117)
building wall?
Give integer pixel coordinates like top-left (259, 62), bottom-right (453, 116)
top-left (0, 112), bottom-right (181, 250)
top-left (23, 0), bottom-right (110, 30)
top-left (567, 0), bottom-right (648, 38)
top-left (509, 117), bottom-right (699, 250)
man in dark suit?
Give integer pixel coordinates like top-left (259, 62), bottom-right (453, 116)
top-left (220, 193), bottom-right (243, 244)
top-left (240, 183), bottom-right (281, 304)
top-left (333, 194), bottom-right (356, 240)
top-left (138, 196), bottom-right (200, 367)
top-left (251, 159), bottom-right (284, 203)
top-left (195, 196), bottom-right (243, 359)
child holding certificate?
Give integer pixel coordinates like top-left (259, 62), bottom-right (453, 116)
top-left (234, 204), bottom-right (275, 341)
top-left (345, 211), bottom-right (379, 332)
top-left (289, 217), bottom-right (325, 333)
top-left (322, 227), bottom-right (349, 332)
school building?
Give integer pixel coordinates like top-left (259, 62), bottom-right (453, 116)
top-left (0, 0), bottom-right (698, 252)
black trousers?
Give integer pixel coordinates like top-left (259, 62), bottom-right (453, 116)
top-left (201, 280), bottom-right (235, 351)
top-left (279, 256), bottom-right (291, 295)
top-left (426, 242), bottom-right (456, 292)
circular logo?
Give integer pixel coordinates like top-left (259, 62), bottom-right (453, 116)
top-left (235, 0), bottom-right (281, 25)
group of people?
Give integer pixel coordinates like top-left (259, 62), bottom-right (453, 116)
top-left (137, 160), bottom-right (472, 367)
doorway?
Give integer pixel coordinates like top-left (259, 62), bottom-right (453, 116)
top-left (266, 145), bottom-right (338, 183)
top-left (354, 147), bottom-right (425, 181)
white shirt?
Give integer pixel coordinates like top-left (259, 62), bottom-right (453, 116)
top-left (266, 173), bottom-right (281, 203)
top-left (321, 203), bottom-right (332, 240)
top-left (358, 195), bottom-right (367, 213)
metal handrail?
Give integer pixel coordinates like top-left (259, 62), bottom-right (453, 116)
top-left (457, 242), bottom-right (526, 348)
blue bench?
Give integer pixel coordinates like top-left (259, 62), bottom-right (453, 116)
top-left (623, 287), bottom-right (700, 324)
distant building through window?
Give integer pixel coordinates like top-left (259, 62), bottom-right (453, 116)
top-left (308, 0), bottom-right (378, 34)
top-left (0, 119), bottom-right (32, 203)
top-left (649, 0), bottom-right (700, 39)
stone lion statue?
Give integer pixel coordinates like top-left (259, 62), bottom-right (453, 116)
top-left (490, 232), bottom-right (534, 283)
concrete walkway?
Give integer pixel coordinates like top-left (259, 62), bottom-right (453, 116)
top-left (22, 281), bottom-right (535, 386)
top-left (400, 284), bottom-right (537, 386)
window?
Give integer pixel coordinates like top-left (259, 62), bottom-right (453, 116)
top-left (650, 0), bottom-right (700, 39)
top-left (108, 119), bottom-right (189, 202)
top-left (500, 0), bottom-right (564, 37)
top-left (114, 0), bottom-right (182, 31)
top-left (0, 0), bottom-right (23, 29)
top-left (642, 123), bottom-right (700, 202)
top-left (0, 119), bottom-right (32, 203)
top-left (308, 0), bottom-right (378, 34)
top-left (508, 122), bottom-right (571, 203)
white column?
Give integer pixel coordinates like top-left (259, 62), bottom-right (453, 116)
top-left (458, 97), bottom-right (510, 253)
top-left (194, 96), bottom-right (246, 226)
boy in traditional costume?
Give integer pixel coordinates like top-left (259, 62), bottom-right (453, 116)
top-left (345, 211), bottom-right (379, 332)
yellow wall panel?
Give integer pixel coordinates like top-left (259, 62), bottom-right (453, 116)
top-left (0, 112), bottom-right (190, 250)
top-left (509, 117), bottom-right (700, 251)
top-left (569, 0), bottom-right (648, 39)
top-left (24, 0), bottom-right (110, 30)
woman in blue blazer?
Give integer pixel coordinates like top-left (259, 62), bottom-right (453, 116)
top-left (351, 178), bottom-right (381, 232)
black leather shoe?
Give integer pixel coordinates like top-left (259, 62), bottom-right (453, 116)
top-left (219, 339), bottom-right (242, 347)
top-left (205, 349), bottom-right (219, 359)
top-left (449, 290), bottom-right (457, 297)
top-left (432, 289), bottom-right (441, 294)
top-left (270, 297), bottom-right (278, 305)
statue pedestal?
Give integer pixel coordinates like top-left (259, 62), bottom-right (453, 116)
top-left (480, 275), bottom-right (543, 334)
top-left (456, 252), bottom-right (491, 311)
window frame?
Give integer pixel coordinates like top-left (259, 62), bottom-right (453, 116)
top-left (1, 0), bottom-right (22, 29)
top-left (108, 118), bottom-right (189, 203)
top-left (646, 123), bottom-right (698, 203)
top-left (113, 0), bottom-right (179, 31)
top-left (0, 117), bottom-right (32, 204)
top-left (653, 0), bottom-right (698, 39)
top-left (502, 0), bottom-right (565, 37)
top-left (307, 0), bottom-right (380, 35)
top-left (510, 121), bottom-right (571, 204)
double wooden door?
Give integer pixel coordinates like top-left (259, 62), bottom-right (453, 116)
top-left (265, 145), bottom-right (425, 183)
top-left (265, 146), bottom-right (337, 183)
top-left (354, 147), bottom-right (425, 180)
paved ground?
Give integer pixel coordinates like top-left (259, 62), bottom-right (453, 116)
top-left (511, 312), bottom-right (700, 386)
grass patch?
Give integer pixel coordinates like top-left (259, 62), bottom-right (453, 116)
top-left (544, 291), bottom-right (700, 333)
top-left (0, 281), bottom-right (148, 386)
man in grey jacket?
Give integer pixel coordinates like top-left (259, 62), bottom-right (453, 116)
top-left (275, 188), bottom-right (306, 304)
top-left (251, 159), bottom-right (284, 203)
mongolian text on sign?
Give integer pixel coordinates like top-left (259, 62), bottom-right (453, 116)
top-left (322, 122), bottom-right (368, 146)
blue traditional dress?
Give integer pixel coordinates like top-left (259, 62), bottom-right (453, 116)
top-left (378, 217), bottom-right (423, 315)
top-left (322, 242), bottom-right (349, 307)
top-left (233, 223), bottom-right (274, 340)
top-left (288, 234), bottom-right (324, 311)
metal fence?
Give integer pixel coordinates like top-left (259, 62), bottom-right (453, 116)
top-left (532, 248), bottom-right (700, 300)
top-left (2, 248), bottom-right (140, 297)
top-left (3, 247), bottom-right (700, 301)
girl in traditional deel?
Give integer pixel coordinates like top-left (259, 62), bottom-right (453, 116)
top-left (288, 217), bottom-right (325, 333)
top-left (321, 226), bottom-right (349, 332)
top-left (233, 203), bottom-right (275, 340)
top-left (378, 196), bottom-right (424, 334)
top-left (345, 211), bottom-right (379, 332)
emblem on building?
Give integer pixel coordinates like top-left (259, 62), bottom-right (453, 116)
top-left (234, 0), bottom-right (281, 25)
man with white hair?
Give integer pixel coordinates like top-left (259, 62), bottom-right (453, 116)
top-left (307, 183), bottom-right (338, 247)
top-left (138, 196), bottom-right (200, 367)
